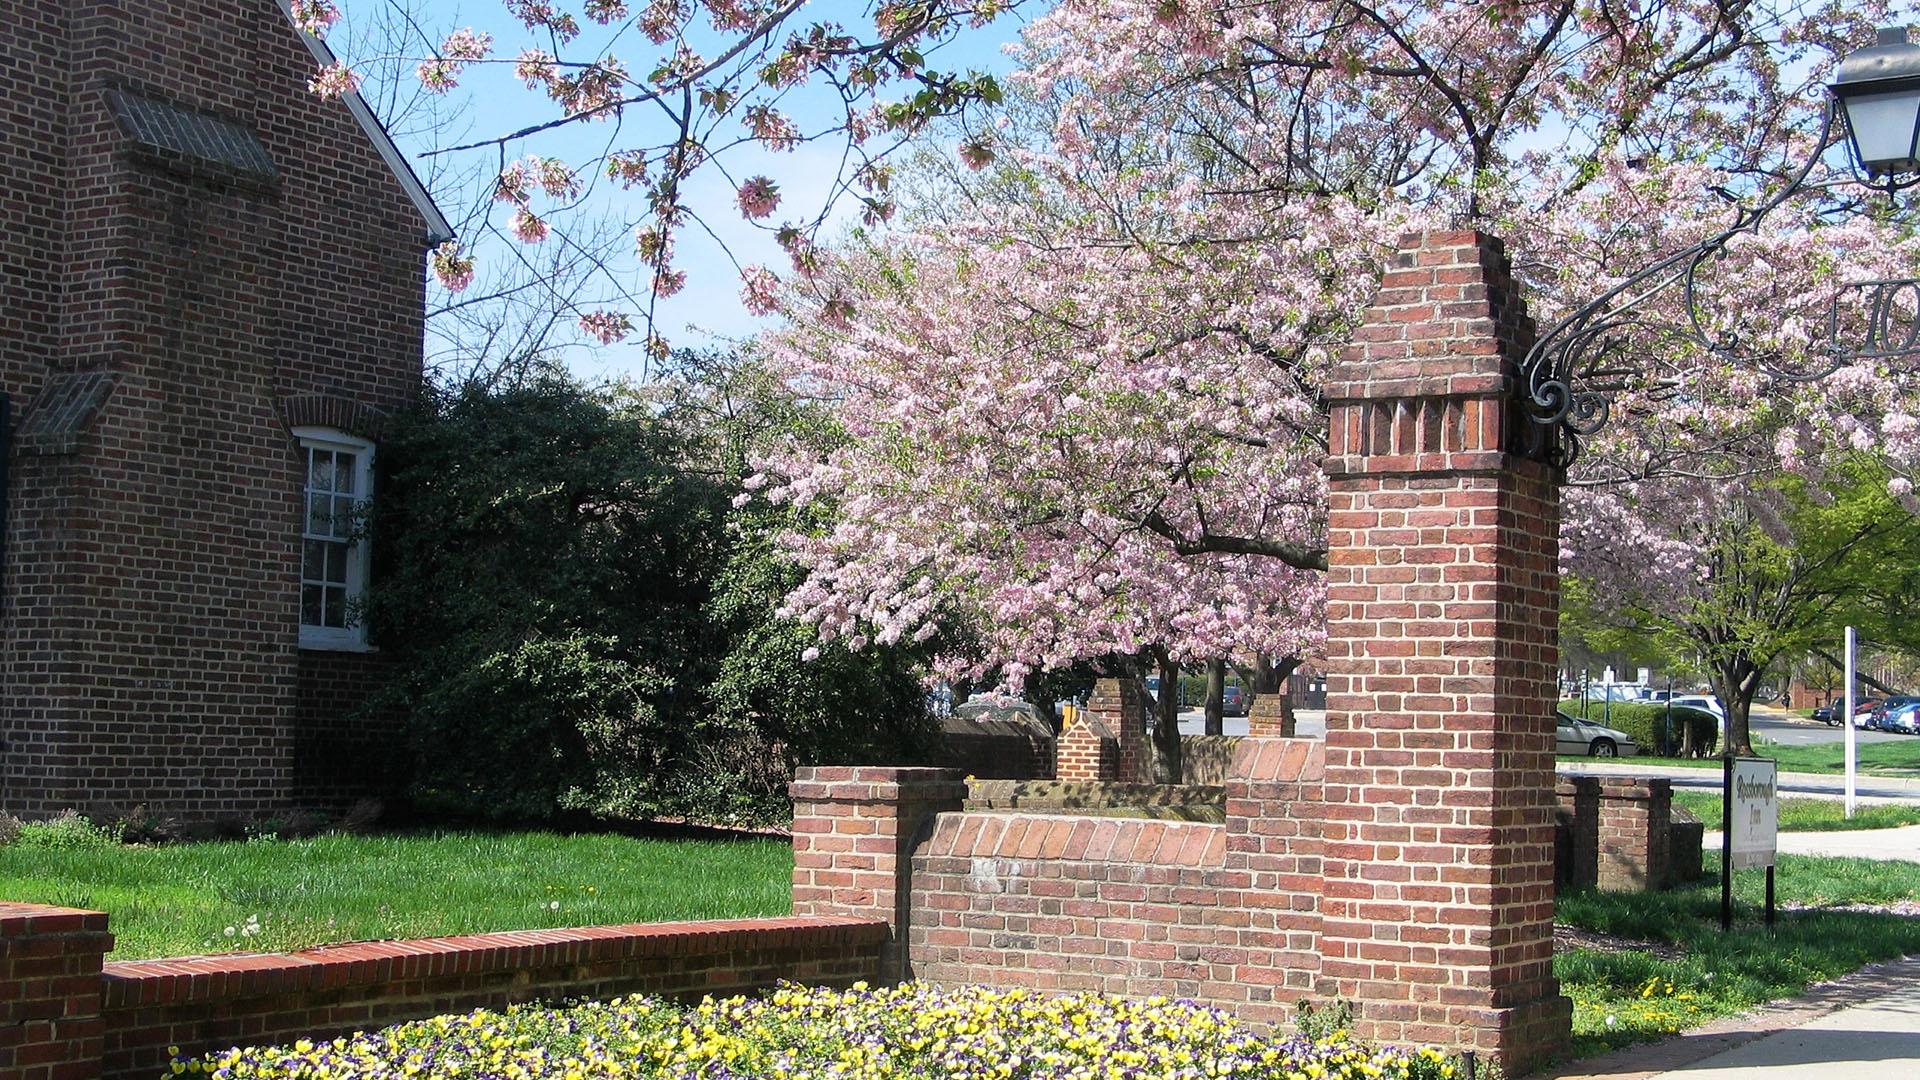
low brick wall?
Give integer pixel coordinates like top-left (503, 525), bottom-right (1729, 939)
top-left (796, 741), bottom-right (1325, 1031)
top-left (965, 779), bottom-right (1226, 822)
top-left (0, 903), bottom-right (885, 1080)
top-left (1180, 735), bottom-right (1241, 784)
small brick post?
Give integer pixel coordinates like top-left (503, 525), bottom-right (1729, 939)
top-left (1556, 777), bottom-right (1601, 888)
top-left (1247, 692), bottom-right (1296, 738)
top-left (0, 903), bottom-right (111, 1080)
top-left (1223, 739), bottom-right (1326, 1003)
top-left (1315, 230), bottom-right (1570, 1072)
top-left (1595, 778), bottom-right (1672, 892)
top-left (1054, 715), bottom-right (1120, 781)
top-left (790, 766), bottom-right (967, 982)
top-left (1083, 678), bottom-right (1149, 782)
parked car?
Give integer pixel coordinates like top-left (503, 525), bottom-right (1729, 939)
top-left (1221, 685), bottom-right (1247, 717)
top-left (1883, 701), bottom-right (1920, 735)
top-left (1869, 696), bottom-right (1920, 731)
top-left (1812, 702), bottom-right (1838, 725)
top-left (1555, 711), bottom-right (1638, 757)
top-left (1851, 698), bottom-right (1884, 728)
top-left (1667, 694), bottom-right (1725, 723)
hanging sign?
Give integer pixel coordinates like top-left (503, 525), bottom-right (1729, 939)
top-left (1729, 758), bottom-right (1779, 870)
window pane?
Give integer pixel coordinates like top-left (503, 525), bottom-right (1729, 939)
top-left (306, 449), bottom-right (327, 493)
top-left (323, 541), bottom-right (347, 584)
top-left (307, 493), bottom-right (330, 535)
top-left (303, 540), bottom-right (326, 582)
top-left (332, 495), bottom-right (354, 538)
top-left (324, 586), bottom-right (348, 628)
top-left (301, 585), bottom-right (323, 627)
top-left (333, 452), bottom-right (357, 495)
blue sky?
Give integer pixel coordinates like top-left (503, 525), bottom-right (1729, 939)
top-left (342, 1), bottom-right (1029, 379)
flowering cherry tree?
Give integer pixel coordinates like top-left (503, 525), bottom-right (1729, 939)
top-left (296, 0), bottom-right (1017, 355)
top-left (750, 0), bottom-right (1920, 742)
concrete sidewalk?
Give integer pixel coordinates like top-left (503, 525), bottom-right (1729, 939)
top-left (1701, 823), bottom-right (1920, 861)
top-left (1539, 956), bottom-right (1920, 1080)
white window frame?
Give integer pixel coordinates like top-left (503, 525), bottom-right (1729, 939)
top-left (294, 427), bottom-right (376, 651)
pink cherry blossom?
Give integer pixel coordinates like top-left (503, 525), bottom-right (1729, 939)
top-left (509, 207), bottom-right (550, 243)
top-left (289, 0), bottom-right (340, 37)
top-left (740, 266), bottom-right (781, 315)
top-left (430, 242), bottom-right (475, 292)
top-left (578, 310), bottom-right (633, 344)
top-left (307, 62), bottom-right (361, 100)
top-left (735, 176), bottom-right (780, 219)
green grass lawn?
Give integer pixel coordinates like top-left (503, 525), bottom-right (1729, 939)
top-left (1670, 790), bottom-right (1920, 831)
top-left (1556, 852), bottom-right (1920, 1057)
top-left (0, 830), bottom-right (793, 960)
top-left (1560, 736), bottom-right (1920, 776)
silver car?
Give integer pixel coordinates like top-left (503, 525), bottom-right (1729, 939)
top-left (1555, 711), bottom-right (1638, 757)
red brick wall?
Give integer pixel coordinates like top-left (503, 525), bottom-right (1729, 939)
top-left (790, 766), bottom-right (969, 981)
top-left (0, 1), bottom-right (428, 819)
top-left (0, 904), bottom-right (112, 1079)
top-left (783, 741), bottom-right (1323, 1028)
top-left (1053, 715), bottom-right (1119, 781)
top-left (1316, 230), bottom-right (1568, 1071)
top-left (0, 904), bottom-right (884, 1080)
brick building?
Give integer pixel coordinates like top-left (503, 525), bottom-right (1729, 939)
top-left (0, 1), bottom-right (450, 819)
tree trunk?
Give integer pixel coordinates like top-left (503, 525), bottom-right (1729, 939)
top-left (1711, 655), bottom-right (1763, 757)
top-left (1152, 653), bottom-right (1183, 784)
top-left (1204, 658), bottom-right (1225, 736)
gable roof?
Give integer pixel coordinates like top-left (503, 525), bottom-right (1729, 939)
top-left (275, 1), bottom-right (454, 246)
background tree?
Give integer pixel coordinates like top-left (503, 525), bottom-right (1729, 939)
top-left (751, 1), bottom-right (1920, 753)
top-left (1564, 465), bottom-right (1920, 755)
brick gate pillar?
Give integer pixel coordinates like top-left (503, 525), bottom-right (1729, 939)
top-left (1316, 230), bottom-right (1570, 1072)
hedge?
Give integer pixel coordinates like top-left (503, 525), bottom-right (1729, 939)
top-left (1561, 701), bottom-right (1719, 757)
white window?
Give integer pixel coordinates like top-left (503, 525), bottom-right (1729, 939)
top-left (295, 428), bottom-right (374, 650)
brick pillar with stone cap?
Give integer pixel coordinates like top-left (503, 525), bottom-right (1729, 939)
top-left (1082, 678), bottom-right (1150, 783)
top-left (0, 903), bottom-right (112, 1080)
top-left (1315, 229), bottom-right (1570, 1072)
top-left (790, 766), bottom-right (968, 983)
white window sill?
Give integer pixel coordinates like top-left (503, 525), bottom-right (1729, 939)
top-left (298, 635), bottom-right (379, 654)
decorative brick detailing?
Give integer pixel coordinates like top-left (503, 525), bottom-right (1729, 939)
top-left (790, 766), bottom-right (968, 981)
top-left (279, 392), bottom-right (392, 442)
top-left (1247, 692), bottom-right (1295, 738)
top-left (1317, 230), bottom-right (1570, 1072)
top-left (1082, 679), bottom-right (1148, 782)
top-left (1055, 715), bottom-right (1119, 781)
top-left (0, 904), bottom-right (112, 1080)
top-left (0, 903), bottom-right (882, 1080)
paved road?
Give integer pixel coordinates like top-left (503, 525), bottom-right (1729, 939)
top-left (1746, 706), bottom-right (1912, 747)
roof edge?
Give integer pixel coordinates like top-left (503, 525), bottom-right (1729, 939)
top-left (275, 0), bottom-right (456, 247)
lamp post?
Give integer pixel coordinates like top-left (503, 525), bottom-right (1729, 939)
top-left (1517, 27), bottom-right (1920, 465)
top-left (1833, 28), bottom-right (1920, 180)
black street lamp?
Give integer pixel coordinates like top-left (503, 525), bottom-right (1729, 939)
top-left (1518, 28), bottom-right (1920, 467)
top-left (1833, 27), bottom-right (1920, 182)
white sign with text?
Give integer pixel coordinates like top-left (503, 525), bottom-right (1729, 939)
top-left (1730, 758), bottom-right (1779, 870)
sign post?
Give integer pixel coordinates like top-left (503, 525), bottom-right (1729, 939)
top-left (1723, 756), bottom-right (1779, 931)
top-left (1845, 626), bottom-right (1858, 819)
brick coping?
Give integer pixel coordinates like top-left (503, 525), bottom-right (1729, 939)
top-left (1529, 953), bottom-right (1920, 1079)
top-left (101, 916), bottom-right (886, 1007)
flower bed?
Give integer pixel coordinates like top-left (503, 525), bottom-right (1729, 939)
top-left (173, 983), bottom-right (1459, 1079)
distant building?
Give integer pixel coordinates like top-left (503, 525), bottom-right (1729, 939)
top-left (0, 1), bottom-right (450, 819)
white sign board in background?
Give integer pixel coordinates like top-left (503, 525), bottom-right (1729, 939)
top-left (1730, 758), bottom-right (1779, 870)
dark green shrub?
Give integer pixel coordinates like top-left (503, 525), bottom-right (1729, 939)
top-left (1561, 701), bottom-right (1718, 756)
